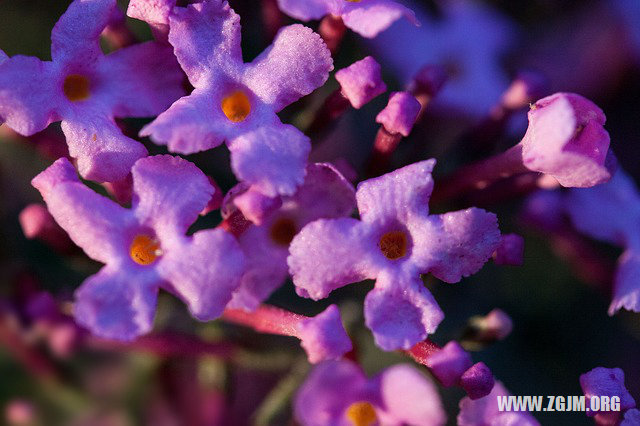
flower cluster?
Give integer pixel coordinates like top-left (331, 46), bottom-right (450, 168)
top-left (1, 0), bottom-right (635, 424)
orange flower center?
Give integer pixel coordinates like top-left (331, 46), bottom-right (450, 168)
top-left (345, 401), bottom-right (377, 426)
top-left (63, 74), bottom-right (91, 101)
top-left (129, 235), bottom-right (161, 265)
top-left (379, 231), bottom-right (408, 260)
top-left (221, 90), bottom-right (251, 122)
top-left (269, 217), bottom-right (297, 246)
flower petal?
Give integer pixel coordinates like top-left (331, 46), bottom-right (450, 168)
top-left (131, 155), bottom-right (213, 240)
top-left (51, 0), bottom-right (115, 63)
top-left (521, 93), bottom-right (612, 188)
top-left (377, 365), bottom-right (446, 426)
top-left (292, 162), bottom-right (356, 222)
top-left (276, 0), bottom-right (329, 21)
top-left (356, 159), bottom-right (435, 225)
top-left (31, 158), bottom-right (135, 265)
top-left (410, 208), bottom-right (500, 283)
top-left (0, 56), bottom-right (58, 135)
top-left (168, 0), bottom-right (242, 86)
top-left (294, 360), bottom-right (368, 426)
top-left (229, 124), bottom-right (310, 197)
top-left (74, 265), bottom-right (159, 341)
top-left (609, 249), bottom-right (640, 315)
top-left (288, 218), bottom-right (379, 300)
top-left (61, 114), bottom-right (148, 182)
top-left (158, 229), bottom-right (245, 321)
top-left (140, 89), bottom-right (227, 154)
top-left (297, 305), bottom-right (353, 364)
top-left (341, 0), bottom-right (418, 38)
top-left (244, 24), bottom-right (332, 112)
top-left (127, 0), bottom-right (175, 27)
top-left (365, 269), bottom-right (444, 350)
top-left (227, 226), bottom-right (289, 311)
top-left (98, 42), bottom-right (185, 118)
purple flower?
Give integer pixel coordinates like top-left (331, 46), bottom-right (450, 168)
top-left (0, 0), bottom-right (183, 182)
top-left (521, 93), bottom-right (613, 188)
top-left (288, 160), bottom-right (501, 350)
top-left (564, 169), bottom-right (640, 314)
top-left (376, 91), bottom-right (421, 137)
top-left (580, 367), bottom-right (636, 422)
top-left (335, 56), bottom-right (387, 109)
top-left (622, 409), bottom-right (640, 425)
top-left (277, 0), bottom-right (418, 38)
top-left (141, 0), bottom-right (333, 197)
top-left (297, 305), bottom-right (353, 364)
top-left (370, 0), bottom-right (516, 118)
top-left (227, 163), bottom-right (356, 311)
top-left (294, 360), bottom-right (446, 426)
top-left (458, 381), bottom-right (540, 426)
top-left (32, 156), bottom-right (245, 341)
top-left (127, 0), bottom-right (176, 33)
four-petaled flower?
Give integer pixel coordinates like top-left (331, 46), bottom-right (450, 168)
top-left (288, 160), bottom-right (501, 350)
top-left (141, 0), bottom-right (333, 198)
top-left (0, 0), bottom-right (184, 182)
top-left (294, 360), bottom-right (446, 426)
top-left (228, 163), bottom-right (356, 311)
top-left (32, 155), bottom-right (245, 341)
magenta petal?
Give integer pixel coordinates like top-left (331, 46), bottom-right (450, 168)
top-left (61, 115), bottom-right (148, 182)
top-left (356, 159), bottom-right (435, 224)
top-left (276, 0), bottom-right (329, 21)
top-left (294, 360), bottom-right (368, 426)
top-left (378, 365), bottom-right (446, 426)
top-left (521, 93), bottom-right (612, 188)
top-left (365, 269), bottom-right (444, 350)
top-left (51, 0), bottom-right (115, 63)
top-left (32, 158), bottom-right (135, 265)
top-left (229, 124), bottom-right (310, 197)
top-left (158, 229), bottom-right (245, 321)
top-left (460, 362), bottom-right (495, 400)
top-left (168, 0), bottom-right (242, 86)
top-left (298, 305), bottom-right (352, 364)
top-left (341, 0), bottom-right (418, 38)
top-left (0, 56), bottom-right (57, 136)
top-left (609, 249), bottom-right (640, 315)
top-left (425, 342), bottom-right (473, 387)
top-left (335, 56), bottom-right (387, 109)
top-left (99, 42), bottom-right (184, 118)
top-left (228, 226), bottom-right (289, 311)
top-left (244, 24), bottom-right (332, 112)
top-left (74, 266), bottom-right (159, 341)
top-left (131, 155), bottom-right (213, 240)
top-left (288, 218), bottom-right (378, 300)
top-left (293, 163), bottom-right (356, 221)
top-left (376, 91), bottom-right (421, 137)
top-left (423, 208), bottom-right (500, 283)
top-left (140, 90), bottom-right (226, 154)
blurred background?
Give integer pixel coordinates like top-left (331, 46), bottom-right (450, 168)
top-left (0, 0), bottom-right (639, 424)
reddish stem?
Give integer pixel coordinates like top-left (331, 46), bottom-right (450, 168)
top-left (307, 89), bottom-right (351, 137)
top-left (218, 210), bottom-right (252, 237)
top-left (222, 305), bottom-right (305, 338)
top-left (404, 339), bottom-right (441, 365)
top-left (366, 127), bottom-right (403, 177)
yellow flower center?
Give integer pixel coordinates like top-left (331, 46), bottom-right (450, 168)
top-left (269, 217), bottom-right (297, 246)
top-left (345, 401), bottom-right (377, 426)
top-left (221, 90), bottom-right (251, 122)
top-left (379, 231), bottom-right (408, 260)
top-left (129, 235), bottom-right (161, 266)
top-left (63, 74), bottom-right (91, 101)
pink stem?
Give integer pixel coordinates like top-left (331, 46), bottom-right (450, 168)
top-left (221, 305), bottom-right (306, 338)
top-left (404, 339), bottom-right (441, 365)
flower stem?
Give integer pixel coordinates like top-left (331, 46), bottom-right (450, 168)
top-left (319, 15), bottom-right (346, 55)
top-left (222, 305), bottom-right (306, 338)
